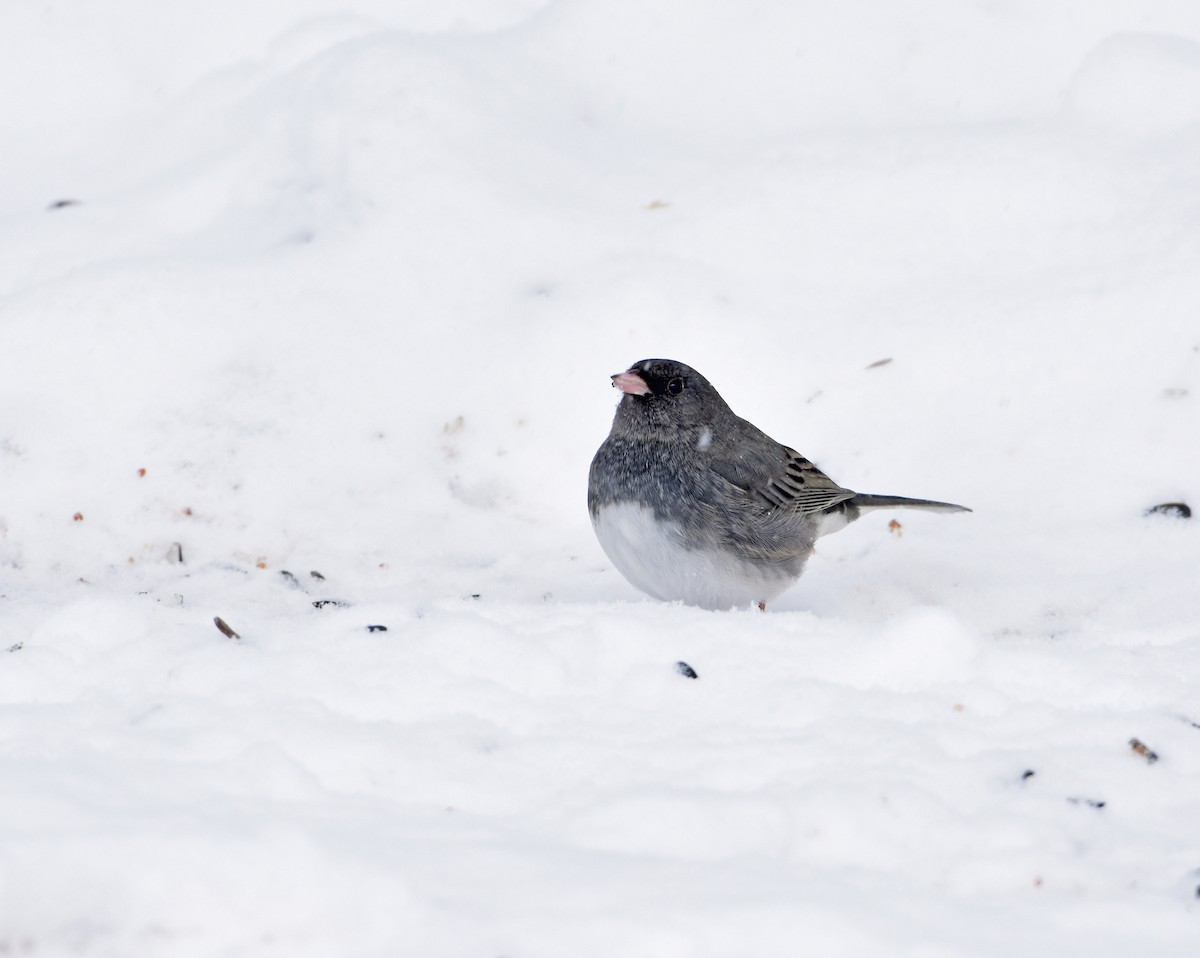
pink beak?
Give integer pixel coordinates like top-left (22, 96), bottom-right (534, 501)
top-left (611, 370), bottom-right (651, 396)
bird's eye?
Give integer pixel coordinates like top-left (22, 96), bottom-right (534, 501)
top-left (666, 377), bottom-right (685, 396)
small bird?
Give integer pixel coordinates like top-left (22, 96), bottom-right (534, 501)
top-left (588, 359), bottom-right (970, 610)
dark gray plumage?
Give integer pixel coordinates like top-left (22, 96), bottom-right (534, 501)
top-left (587, 359), bottom-right (970, 610)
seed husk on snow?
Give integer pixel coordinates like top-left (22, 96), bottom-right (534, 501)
top-left (213, 616), bottom-right (240, 640)
top-left (1144, 502), bottom-right (1191, 519)
top-left (1128, 738), bottom-right (1159, 764)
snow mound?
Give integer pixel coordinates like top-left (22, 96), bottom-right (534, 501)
top-left (1064, 32), bottom-right (1200, 136)
top-left (4, 2), bottom-right (1200, 956)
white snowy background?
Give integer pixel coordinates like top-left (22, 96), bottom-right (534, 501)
top-left (2, 1), bottom-right (1199, 955)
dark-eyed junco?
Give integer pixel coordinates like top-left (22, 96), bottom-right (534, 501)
top-left (588, 359), bottom-right (970, 610)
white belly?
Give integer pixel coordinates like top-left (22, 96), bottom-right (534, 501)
top-left (591, 501), bottom-right (797, 610)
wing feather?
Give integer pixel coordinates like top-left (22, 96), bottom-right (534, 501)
top-left (712, 446), bottom-right (857, 517)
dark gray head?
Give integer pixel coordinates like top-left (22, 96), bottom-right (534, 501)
top-left (607, 359), bottom-right (733, 437)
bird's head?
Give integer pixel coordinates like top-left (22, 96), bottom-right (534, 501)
top-left (607, 359), bottom-right (730, 435)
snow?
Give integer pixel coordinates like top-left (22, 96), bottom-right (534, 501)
top-left (2, 1), bottom-right (1200, 954)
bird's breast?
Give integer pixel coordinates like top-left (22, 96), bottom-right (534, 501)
top-left (590, 500), bottom-right (800, 610)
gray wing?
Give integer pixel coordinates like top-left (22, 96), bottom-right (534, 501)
top-left (710, 444), bottom-right (857, 517)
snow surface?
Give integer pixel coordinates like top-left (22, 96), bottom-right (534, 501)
top-left (3, 2), bottom-right (1200, 955)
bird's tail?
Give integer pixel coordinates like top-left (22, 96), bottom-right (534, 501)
top-left (849, 493), bottom-right (971, 513)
